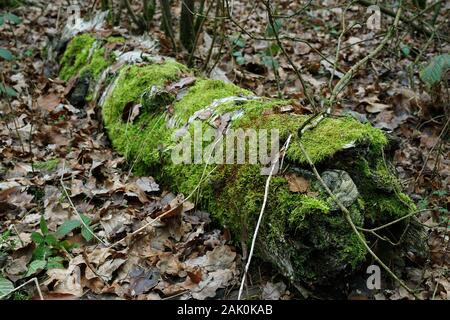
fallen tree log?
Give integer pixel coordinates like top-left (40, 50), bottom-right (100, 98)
top-left (57, 31), bottom-right (425, 292)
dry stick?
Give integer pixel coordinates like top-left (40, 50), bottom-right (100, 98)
top-left (0, 277), bottom-right (44, 300)
top-left (328, 1), bottom-right (403, 113)
top-left (187, 0), bottom-right (215, 66)
top-left (329, 3), bottom-right (359, 92)
top-left (237, 134), bottom-right (292, 300)
top-left (297, 141), bottom-right (418, 297)
top-left (357, 208), bottom-right (431, 233)
top-left (60, 160), bottom-right (109, 246)
top-left (415, 118), bottom-right (449, 184)
top-left (263, 1), bottom-right (318, 112)
top-left (123, 0), bottom-right (144, 29)
top-left (202, 0), bottom-right (221, 71)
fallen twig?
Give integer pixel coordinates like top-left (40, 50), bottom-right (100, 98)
top-left (0, 277), bottom-right (44, 300)
top-left (328, 1), bottom-right (403, 112)
top-left (237, 134), bottom-right (293, 300)
top-left (60, 160), bottom-right (109, 246)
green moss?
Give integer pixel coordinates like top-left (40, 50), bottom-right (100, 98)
top-left (288, 196), bottom-right (330, 225)
top-left (59, 34), bottom-right (96, 81)
top-left (102, 60), bottom-right (186, 170)
top-left (80, 46), bottom-right (109, 80)
top-left (288, 117), bottom-right (387, 164)
top-left (106, 36), bottom-right (125, 43)
top-left (33, 159), bottom-right (59, 171)
top-left (173, 79), bottom-right (251, 122)
top-left (365, 192), bottom-right (415, 222)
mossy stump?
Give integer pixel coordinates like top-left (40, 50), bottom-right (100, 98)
top-left (59, 33), bottom-right (424, 290)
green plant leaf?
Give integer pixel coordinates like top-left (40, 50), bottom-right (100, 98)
top-left (266, 43), bottom-right (281, 56)
top-left (39, 216), bottom-right (48, 235)
top-left (0, 48), bottom-right (14, 61)
top-left (4, 13), bottom-right (22, 24)
top-left (0, 277), bottom-right (14, 297)
top-left (0, 84), bottom-right (17, 97)
top-left (31, 232), bottom-right (44, 245)
top-left (420, 54), bottom-right (450, 86)
top-left (81, 226), bottom-right (93, 242)
top-left (231, 37), bottom-right (245, 48)
top-left (56, 219), bottom-right (81, 238)
top-left (60, 240), bottom-right (79, 251)
top-left (262, 55), bottom-right (279, 69)
top-left (26, 260), bottom-right (47, 277)
top-left (266, 18), bottom-right (283, 37)
top-left (32, 245), bottom-right (53, 261)
top-left (79, 213), bottom-right (91, 225)
top-left (44, 234), bottom-right (58, 246)
top-left (46, 256), bottom-right (64, 269)
top-left (235, 56), bottom-right (246, 65)
top-left (401, 45), bottom-right (410, 57)
top-left (79, 214), bottom-right (93, 242)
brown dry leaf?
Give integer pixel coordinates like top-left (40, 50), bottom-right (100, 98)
top-left (204, 245), bottom-right (236, 271)
top-left (4, 255), bottom-right (29, 282)
top-left (43, 266), bottom-right (84, 297)
top-left (97, 258), bottom-right (127, 282)
top-left (285, 173), bottom-right (310, 193)
top-left (156, 252), bottom-right (184, 276)
top-left (360, 96), bottom-right (391, 114)
top-left (127, 265), bottom-right (160, 296)
top-left (191, 269), bottom-right (235, 299)
top-left (186, 267), bottom-right (203, 284)
top-left (135, 177), bottom-right (159, 193)
top-left (294, 42), bottom-right (311, 55)
top-left (100, 210), bottom-right (133, 239)
top-left (262, 281), bottom-right (287, 300)
top-left (37, 93), bottom-right (61, 111)
top-left (166, 76), bottom-right (196, 91)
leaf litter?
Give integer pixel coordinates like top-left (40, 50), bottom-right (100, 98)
top-left (0, 0), bottom-right (449, 300)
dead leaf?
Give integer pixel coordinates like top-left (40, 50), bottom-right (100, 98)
top-left (286, 173), bottom-right (310, 193)
top-left (262, 281), bottom-right (286, 300)
top-left (135, 177), bottom-right (159, 193)
top-left (128, 265), bottom-right (160, 296)
top-left (37, 93), bottom-right (61, 111)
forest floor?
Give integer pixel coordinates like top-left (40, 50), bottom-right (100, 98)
top-left (0, 0), bottom-right (448, 300)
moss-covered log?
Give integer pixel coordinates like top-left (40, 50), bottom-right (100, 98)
top-left (58, 33), bottom-right (424, 289)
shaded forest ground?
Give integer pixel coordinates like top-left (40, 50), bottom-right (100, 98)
top-left (0, 0), bottom-right (448, 299)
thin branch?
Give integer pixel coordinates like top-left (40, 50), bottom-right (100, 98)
top-left (0, 277), bottom-right (43, 300)
top-left (358, 208), bottom-right (431, 233)
top-left (60, 161), bottom-right (109, 246)
top-left (123, 0), bottom-right (145, 29)
top-left (238, 134), bottom-right (293, 300)
top-left (328, 1), bottom-right (403, 112)
top-left (263, 0), bottom-right (318, 112)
